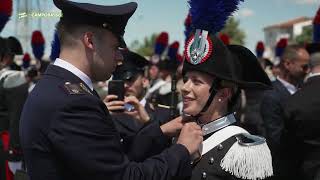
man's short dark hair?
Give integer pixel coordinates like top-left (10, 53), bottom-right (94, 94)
top-left (281, 44), bottom-right (305, 63)
top-left (55, 21), bottom-right (105, 48)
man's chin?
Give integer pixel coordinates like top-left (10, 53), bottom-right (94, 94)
top-left (92, 74), bottom-right (112, 82)
top-left (125, 92), bottom-right (134, 97)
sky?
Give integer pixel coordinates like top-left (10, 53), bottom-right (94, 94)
top-left (1, 0), bottom-right (319, 57)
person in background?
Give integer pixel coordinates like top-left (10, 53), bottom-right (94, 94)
top-left (281, 8), bottom-right (320, 176)
top-left (148, 63), bottom-right (160, 87)
top-left (104, 50), bottom-right (176, 154)
top-left (281, 52), bottom-right (320, 180)
top-left (260, 44), bottom-right (310, 179)
top-left (0, 36), bottom-right (29, 177)
top-left (177, 0), bottom-right (273, 179)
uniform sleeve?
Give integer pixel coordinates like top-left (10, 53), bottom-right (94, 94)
top-left (49, 95), bottom-right (192, 180)
top-left (126, 121), bottom-right (171, 162)
top-left (260, 91), bottom-right (284, 153)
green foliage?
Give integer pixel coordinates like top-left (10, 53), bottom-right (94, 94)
top-left (130, 33), bottom-right (158, 57)
top-left (295, 26), bottom-right (312, 45)
top-left (220, 17), bottom-right (246, 45)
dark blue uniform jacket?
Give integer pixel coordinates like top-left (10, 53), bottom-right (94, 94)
top-left (20, 65), bottom-right (191, 180)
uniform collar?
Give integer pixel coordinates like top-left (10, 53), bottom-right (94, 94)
top-left (201, 113), bottom-right (237, 137)
top-left (276, 76), bottom-right (297, 95)
top-left (53, 58), bottom-right (93, 91)
top-left (307, 72), bottom-right (320, 80)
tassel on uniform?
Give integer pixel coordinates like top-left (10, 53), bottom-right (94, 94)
top-left (220, 134), bottom-right (273, 180)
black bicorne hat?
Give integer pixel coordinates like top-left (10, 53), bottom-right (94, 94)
top-left (0, 36), bottom-right (23, 56)
top-left (113, 50), bottom-right (149, 81)
top-left (182, 0), bottom-right (271, 117)
top-left (183, 33), bottom-right (271, 90)
top-left (53, 0), bottom-right (137, 48)
top-left (0, 37), bottom-right (8, 56)
top-left (227, 45), bottom-right (272, 89)
top-left (7, 36), bottom-right (23, 55)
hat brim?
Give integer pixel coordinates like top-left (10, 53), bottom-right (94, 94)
top-left (53, 0), bottom-right (137, 41)
top-left (227, 45), bottom-right (272, 90)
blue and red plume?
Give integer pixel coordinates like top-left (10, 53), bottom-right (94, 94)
top-left (154, 32), bottom-right (169, 55)
top-left (177, 54), bottom-right (183, 63)
top-left (31, 31), bottom-right (45, 60)
top-left (275, 38), bottom-right (288, 57)
top-left (22, 53), bottom-right (31, 69)
top-left (0, 0), bottom-right (12, 33)
top-left (50, 31), bottom-right (60, 62)
top-left (184, 13), bottom-right (192, 42)
top-left (189, 0), bottom-right (243, 33)
top-left (256, 41), bottom-right (265, 58)
top-left (219, 33), bottom-right (230, 45)
top-left (313, 7), bottom-right (320, 43)
top-left (168, 41), bottom-right (180, 61)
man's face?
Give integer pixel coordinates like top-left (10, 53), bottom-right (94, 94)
top-left (124, 74), bottom-right (147, 100)
top-left (148, 65), bottom-right (159, 80)
top-left (159, 69), bottom-right (170, 80)
top-left (90, 30), bottom-right (123, 81)
top-left (287, 49), bottom-right (310, 83)
top-left (0, 54), bottom-right (14, 69)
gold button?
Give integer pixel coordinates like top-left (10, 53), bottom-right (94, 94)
top-left (102, 23), bottom-right (108, 28)
top-left (202, 172), bottom-right (207, 179)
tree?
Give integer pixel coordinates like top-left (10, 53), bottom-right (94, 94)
top-left (220, 17), bottom-right (246, 45)
top-left (295, 26), bottom-right (312, 45)
top-left (130, 33), bottom-right (158, 57)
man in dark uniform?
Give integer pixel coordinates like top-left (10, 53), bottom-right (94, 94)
top-left (105, 50), bottom-right (173, 129)
top-left (19, 1), bottom-right (203, 180)
top-left (105, 50), bottom-right (176, 156)
top-left (0, 37), bottom-right (28, 168)
top-left (281, 52), bottom-right (320, 180)
top-left (260, 44), bottom-right (310, 179)
top-left (146, 59), bottom-right (179, 107)
top-left (281, 10), bottom-right (320, 176)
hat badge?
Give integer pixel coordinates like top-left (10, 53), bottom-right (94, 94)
top-left (185, 29), bottom-right (213, 65)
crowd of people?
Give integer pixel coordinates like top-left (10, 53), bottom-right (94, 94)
top-left (0, 0), bottom-right (320, 180)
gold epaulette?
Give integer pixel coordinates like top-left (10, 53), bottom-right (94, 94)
top-left (63, 82), bottom-right (93, 95)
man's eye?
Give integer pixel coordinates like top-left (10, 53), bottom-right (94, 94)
top-left (183, 77), bottom-right (189, 83)
top-left (193, 79), bottom-right (202, 85)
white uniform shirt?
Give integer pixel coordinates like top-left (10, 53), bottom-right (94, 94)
top-left (53, 58), bottom-right (93, 91)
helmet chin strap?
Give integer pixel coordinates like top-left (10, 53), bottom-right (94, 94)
top-left (192, 78), bottom-right (222, 124)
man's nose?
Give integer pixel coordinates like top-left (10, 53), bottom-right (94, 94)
top-left (115, 50), bottom-right (124, 65)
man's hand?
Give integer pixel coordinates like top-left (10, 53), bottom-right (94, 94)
top-left (160, 116), bottom-right (184, 137)
top-left (103, 95), bottom-right (125, 113)
top-left (176, 122), bottom-right (203, 158)
top-left (124, 96), bottom-right (150, 124)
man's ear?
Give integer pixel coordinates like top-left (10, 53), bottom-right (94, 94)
top-left (283, 59), bottom-right (291, 70)
top-left (142, 76), bottom-right (150, 88)
top-left (83, 32), bottom-right (94, 50)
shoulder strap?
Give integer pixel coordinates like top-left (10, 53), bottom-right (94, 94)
top-left (201, 126), bottom-right (248, 155)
